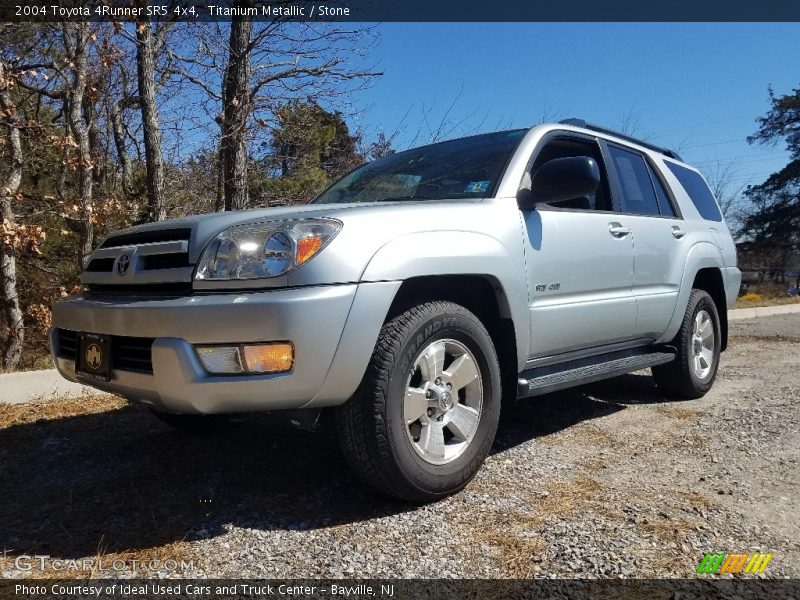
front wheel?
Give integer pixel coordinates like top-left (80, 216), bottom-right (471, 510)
top-left (652, 289), bottom-right (722, 399)
top-left (336, 301), bottom-right (502, 502)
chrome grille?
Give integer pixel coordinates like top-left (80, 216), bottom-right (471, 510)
top-left (81, 228), bottom-right (194, 290)
top-left (100, 228), bottom-right (190, 248)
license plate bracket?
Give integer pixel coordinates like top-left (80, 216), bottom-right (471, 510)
top-left (76, 333), bottom-right (112, 381)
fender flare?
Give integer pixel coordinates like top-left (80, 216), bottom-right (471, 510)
top-left (657, 241), bottom-right (725, 344)
top-left (361, 230), bottom-right (531, 368)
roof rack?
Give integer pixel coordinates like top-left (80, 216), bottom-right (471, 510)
top-left (558, 118), bottom-right (683, 161)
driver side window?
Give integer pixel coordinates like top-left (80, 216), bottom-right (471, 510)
top-left (529, 137), bottom-right (612, 211)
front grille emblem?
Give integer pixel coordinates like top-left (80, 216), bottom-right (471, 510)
top-left (115, 252), bottom-right (132, 276)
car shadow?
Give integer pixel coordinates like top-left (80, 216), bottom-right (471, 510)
top-left (0, 374), bottom-right (676, 560)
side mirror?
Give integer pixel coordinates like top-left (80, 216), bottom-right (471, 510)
top-left (517, 156), bottom-right (601, 210)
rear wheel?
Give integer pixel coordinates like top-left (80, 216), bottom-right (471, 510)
top-left (652, 289), bottom-right (721, 399)
top-left (336, 301), bottom-right (501, 502)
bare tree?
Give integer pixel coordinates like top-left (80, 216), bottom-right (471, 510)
top-left (0, 59), bottom-right (24, 369)
top-left (109, 91), bottom-right (140, 202)
top-left (220, 16), bottom-right (253, 210)
top-left (134, 20), bottom-right (167, 220)
top-left (14, 21), bottom-right (114, 266)
top-left (16, 24), bottom-right (98, 263)
top-left (702, 161), bottom-right (746, 224)
top-left (172, 19), bottom-right (380, 211)
top-left (62, 23), bottom-right (95, 263)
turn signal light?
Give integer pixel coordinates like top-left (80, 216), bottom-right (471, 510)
top-left (295, 236), bottom-right (323, 265)
top-left (196, 342), bottom-right (294, 375)
top-left (242, 343), bottom-right (294, 373)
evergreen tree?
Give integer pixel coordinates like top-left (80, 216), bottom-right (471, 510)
top-left (256, 100), bottom-right (363, 206)
top-left (742, 85), bottom-right (800, 284)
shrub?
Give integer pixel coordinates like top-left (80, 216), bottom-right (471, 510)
top-left (739, 292), bottom-right (762, 302)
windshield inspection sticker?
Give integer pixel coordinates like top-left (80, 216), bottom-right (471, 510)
top-left (465, 180), bottom-right (490, 193)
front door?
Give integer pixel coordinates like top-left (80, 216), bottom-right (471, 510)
top-left (522, 135), bottom-right (636, 359)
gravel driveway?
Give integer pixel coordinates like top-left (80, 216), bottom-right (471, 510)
top-left (1, 314), bottom-right (798, 579)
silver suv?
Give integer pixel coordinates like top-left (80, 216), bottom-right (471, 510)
top-left (51, 119), bottom-right (741, 502)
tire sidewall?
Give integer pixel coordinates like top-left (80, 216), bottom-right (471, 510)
top-left (684, 292), bottom-right (722, 392)
top-left (384, 307), bottom-right (501, 496)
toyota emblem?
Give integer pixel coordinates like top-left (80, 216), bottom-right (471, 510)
top-left (116, 252), bottom-right (131, 276)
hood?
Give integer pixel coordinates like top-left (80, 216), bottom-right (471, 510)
top-left (101, 200), bottom-right (480, 262)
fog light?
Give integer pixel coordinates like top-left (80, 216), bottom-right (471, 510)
top-left (196, 346), bottom-right (243, 374)
top-left (196, 342), bottom-right (293, 374)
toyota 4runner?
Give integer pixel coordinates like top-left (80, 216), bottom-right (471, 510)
top-left (51, 119), bottom-right (741, 502)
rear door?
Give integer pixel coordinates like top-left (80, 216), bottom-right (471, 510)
top-left (605, 144), bottom-right (685, 339)
top-left (521, 134), bottom-right (636, 358)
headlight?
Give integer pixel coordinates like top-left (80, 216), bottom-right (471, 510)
top-left (195, 219), bottom-right (341, 281)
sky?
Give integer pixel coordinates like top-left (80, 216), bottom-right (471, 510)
top-left (346, 23), bottom-right (800, 189)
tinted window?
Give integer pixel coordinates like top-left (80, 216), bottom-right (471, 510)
top-left (665, 162), bottom-right (722, 221)
top-left (609, 146), bottom-right (660, 216)
top-left (648, 164), bottom-right (676, 217)
top-left (312, 129), bottom-right (527, 204)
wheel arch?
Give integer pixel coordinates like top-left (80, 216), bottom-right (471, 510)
top-left (692, 267), bottom-right (728, 351)
top-left (658, 242), bottom-right (728, 350)
top-left (385, 274), bottom-right (520, 405)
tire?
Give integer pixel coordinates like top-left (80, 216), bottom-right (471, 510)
top-left (652, 289), bottom-right (722, 399)
top-left (335, 301), bottom-right (502, 503)
top-left (149, 408), bottom-right (233, 434)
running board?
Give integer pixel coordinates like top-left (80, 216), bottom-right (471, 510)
top-left (517, 351), bottom-right (675, 398)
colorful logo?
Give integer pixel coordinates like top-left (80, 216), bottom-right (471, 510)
top-left (696, 552), bottom-right (773, 574)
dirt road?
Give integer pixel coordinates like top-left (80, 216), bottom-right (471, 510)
top-left (1, 314), bottom-right (798, 578)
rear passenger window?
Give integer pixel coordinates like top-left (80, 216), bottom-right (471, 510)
top-left (665, 161), bottom-right (723, 222)
top-left (648, 164), bottom-right (676, 217)
top-left (608, 146), bottom-right (661, 216)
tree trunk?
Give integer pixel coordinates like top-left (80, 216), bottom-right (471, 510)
top-left (221, 15), bottom-right (252, 211)
top-left (0, 60), bottom-right (25, 370)
top-left (110, 95), bottom-right (139, 205)
top-left (63, 23), bottom-right (95, 265)
top-left (215, 144), bottom-right (224, 212)
top-left (136, 21), bottom-right (166, 221)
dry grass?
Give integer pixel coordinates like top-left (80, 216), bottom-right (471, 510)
top-left (581, 457), bottom-right (607, 472)
top-left (621, 488), bottom-right (717, 575)
top-left (575, 424), bottom-right (617, 447)
top-left (652, 406), bottom-right (701, 421)
top-left (480, 528), bottom-right (543, 577)
top-left (538, 476), bottom-right (603, 516)
top-left (683, 433), bottom-right (710, 449)
top-left (738, 292), bottom-right (763, 303)
top-left (637, 513), bottom-right (698, 573)
top-left (466, 475), bottom-right (603, 577)
top-left (0, 393), bottom-right (126, 429)
top-left (734, 295), bottom-right (800, 309)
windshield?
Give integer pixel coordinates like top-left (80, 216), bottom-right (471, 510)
top-left (312, 129), bottom-right (528, 204)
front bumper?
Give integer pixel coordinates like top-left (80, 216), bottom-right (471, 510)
top-left (50, 282), bottom-right (400, 414)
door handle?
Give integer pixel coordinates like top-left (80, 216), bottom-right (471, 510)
top-left (671, 225), bottom-right (686, 239)
top-left (608, 222), bottom-right (631, 237)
